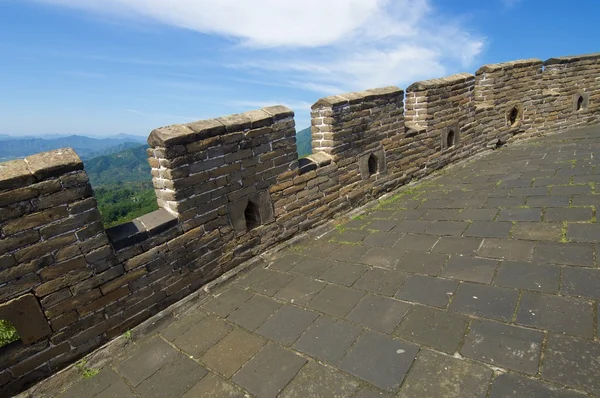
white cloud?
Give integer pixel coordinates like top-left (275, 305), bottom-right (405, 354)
top-left (32, 0), bottom-right (484, 93)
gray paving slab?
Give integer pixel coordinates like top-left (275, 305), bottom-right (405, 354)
top-left (232, 343), bottom-right (307, 398)
top-left (394, 305), bottom-right (468, 354)
top-left (461, 319), bottom-right (543, 374)
top-left (183, 373), bottom-right (244, 398)
top-left (279, 361), bottom-right (360, 398)
top-left (135, 354), bottom-right (207, 398)
top-left (325, 244), bottom-right (370, 262)
top-left (395, 274), bottom-right (458, 308)
top-left (235, 268), bottom-right (295, 297)
top-left (440, 255), bottom-right (498, 283)
top-left (173, 316), bottom-right (232, 357)
top-left (201, 288), bottom-right (253, 318)
top-left (464, 221), bottom-right (513, 238)
top-left (515, 291), bottom-right (594, 338)
top-left (317, 261), bottom-right (368, 286)
top-left (494, 261), bottom-right (560, 293)
top-left (395, 251), bottom-right (447, 275)
top-left (477, 238), bottom-right (534, 261)
top-left (273, 276), bottom-right (326, 306)
top-left (542, 334), bottom-right (600, 393)
top-left (450, 282), bottom-right (519, 322)
top-left (201, 328), bottom-right (266, 377)
top-left (398, 350), bottom-right (492, 398)
top-left (561, 267), bottom-right (600, 299)
top-left (59, 368), bottom-right (121, 398)
top-left (353, 268), bottom-right (409, 296)
top-left (306, 283), bottom-right (364, 317)
top-left (432, 236), bottom-right (483, 255)
top-left (256, 305), bottom-right (318, 346)
top-left (393, 233), bottom-right (439, 251)
top-left (346, 294), bottom-right (410, 333)
top-left (117, 337), bottom-right (179, 387)
top-left (292, 316), bottom-right (362, 365)
top-left (339, 331), bottom-right (418, 392)
top-left (227, 295), bottom-right (281, 331)
top-left (489, 372), bottom-right (587, 398)
top-left (532, 242), bottom-right (594, 266)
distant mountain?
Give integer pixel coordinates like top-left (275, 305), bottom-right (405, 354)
top-left (0, 135), bottom-right (147, 161)
top-left (296, 127), bottom-right (312, 158)
top-left (84, 144), bottom-right (151, 186)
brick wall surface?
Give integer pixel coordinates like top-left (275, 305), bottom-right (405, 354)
top-left (1, 52), bottom-right (599, 395)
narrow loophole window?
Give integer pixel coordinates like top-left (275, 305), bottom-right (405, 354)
top-left (509, 107), bottom-right (519, 126)
top-left (244, 201), bottom-right (261, 231)
top-left (447, 130), bottom-right (455, 148)
top-left (576, 96), bottom-right (584, 111)
top-left (368, 154), bottom-right (378, 176)
top-left (0, 319), bottom-right (20, 348)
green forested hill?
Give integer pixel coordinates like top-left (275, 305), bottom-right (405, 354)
top-left (296, 127), bottom-right (312, 157)
top-left (84, 144), bottom-right (152, 186)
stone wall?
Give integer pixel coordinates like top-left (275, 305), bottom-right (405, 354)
top-left (1, 51), bottom-right (599, 395)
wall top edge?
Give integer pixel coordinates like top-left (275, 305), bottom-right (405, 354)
top-left (0, 148), bottom-right (82, 192)
top-left (544, 52), bottom-right (600, 66)
top-left (311, 86), bottom-right (403, 110)
top-left (475, 58), bottom-right (543, 75)
top-left (147, 105), bottom-right (294, 147)
top-left (406, 72), bottom-right (475, 92)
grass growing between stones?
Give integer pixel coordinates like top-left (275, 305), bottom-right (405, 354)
top-left (75, 359), bottom-right (100, 379)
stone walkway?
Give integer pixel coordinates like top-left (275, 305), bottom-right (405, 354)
top-left (22, 126), bottom-right (600, 397)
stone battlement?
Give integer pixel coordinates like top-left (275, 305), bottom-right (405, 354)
top-left (0, 52), bottom-right (599, 395)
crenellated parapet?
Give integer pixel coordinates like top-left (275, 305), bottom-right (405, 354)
top-left (1, 51), bottom-right (600, 395)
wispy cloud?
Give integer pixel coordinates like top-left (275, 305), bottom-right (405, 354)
top-left (30, 0), bottom-right (484, 95)
top-left (61, 70), bottom-right (107, 79)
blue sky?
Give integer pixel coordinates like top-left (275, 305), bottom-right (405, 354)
top-left (0, 0), bottom-right (598, 137)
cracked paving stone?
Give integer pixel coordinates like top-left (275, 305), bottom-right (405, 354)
top-left (511, 222), bottom-right (562, 241)
top-left (182, 373), bottom-right (244, 398)
top-left (562, 267), bottom-right (600, 299)
top-left (306, 284), bottom-right (364, 317)
top-left (477, 238), bottom-right (534, 261)
top-left (201, 288), bottom-right (253, 318)
top-left (494, 261), bottom-right (559, 293)
top-left (363, 231), bottom-right (403, 248)
top-left (235, 268), bottom-right (294, 297)
top-left (353, 268), bottom-right (409, 296)
top-left (394, 274), bottom-right (458, 308)
top-left (201, 328), bottom-right (266, 378)
top-left (542, 333), bottom-right (600, 393)
top-left (544, 207), bottom-right (593, 222)
top-left (398, 349), bottom-right (492, 398)
top-left (331, 229), bottom-right (370, 243)
top-left (318, 261), bottom-right (368, 286)
top-left (567, 223), bottom-right (600, 243)
top-left (293, 316), bottom-right (362, 365)
top-left (516, 291), bottom-right (594, 338)
top-left (395, 251), bottom-right (447, 275)
top-left (268, 254), bottom-right (308, 272)
top-left (135, 354), bottom-right (208, 398)
top-left (489, 372), bottom-right (587, 398)
top-left (227, 295), bottom-right (281, 331)
top-left (95, 378), bottom-right (137, 398)
top-left (232, 343), bottom-right (307, 398)
top-left (257, 305), bottom-right (318, 346)
top-left (173, 316), bottom-right (232, 357)
top-left (532, 242), bottom-right (594, 267)
top-left (117, 337), bottom-right (179, 387)
top-left (274, 276), bottom-right (326, 306)
top-left (432, 236), bottom-right (483, 255)
top-left (346, 294), bottom-right (411, 333)
top-left (394, 305), bottom-right (468, 354)
top-left (440, 255), bottom-right (498, 284)
top-left (450, 282), bottom-right (519, 322)
top-left (290, 257), bottom-right (335, 277)
top-left (464, 221), bottom-right (513, 238)
top-left (339, 331), bottom-right (419, 392)
top-left (280, 361), bottom-right (361, 398)
top-left (326, 244), bottom-right (370, 262)
top-left (358, 247), bottom-right (399, 269)
top-left (461, 319), bottom-right (543, 374)
top-left (393, 234), bottom-right (439, 252)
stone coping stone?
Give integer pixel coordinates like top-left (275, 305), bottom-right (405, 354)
top-left (106, 209), bottom-right (178, 251)
top-left (476, 58), bottom-right (543, 74)
top-left (298, 152), bottom-right (333, 174)
top-left (406, 73), bottom-right (474, 92)
top-left (544, 52), bottom-right (600, 65)
top-left (0, 148), bottom-right (83, 191)
top-left (148, 106), bottom-right (294, 146)
top-left (311, 86), bottom-right (403, 109)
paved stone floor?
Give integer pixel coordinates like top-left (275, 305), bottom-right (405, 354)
top-left (24, 126), bottom-right (600, 397)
